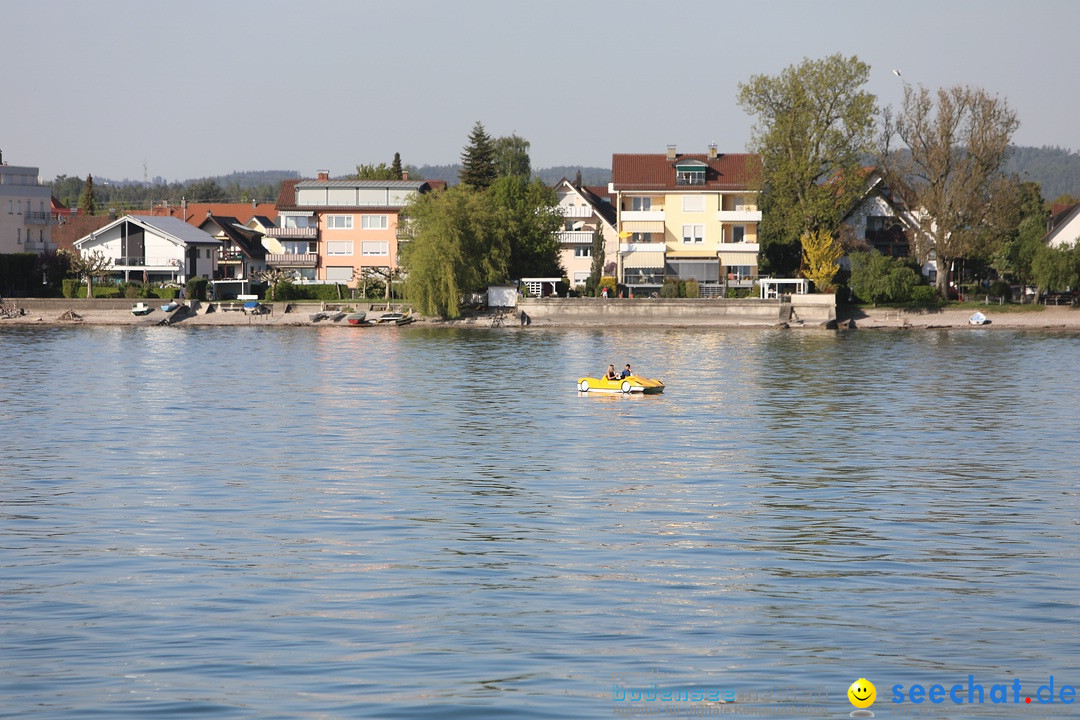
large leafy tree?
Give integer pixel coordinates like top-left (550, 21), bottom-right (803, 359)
top-left (492, 134), bottom-right (531, 179)
top-left (881, 84), bottom-right (1021, 296)
top-left (1031, 243), bottom-right (1080, 299)
top-left (992, 181), bottom-right (1048, 288)
top-left (489, 175), bottom-right (563, 279)
top-left (738, 53), bottom-right (878, 275)
top-left (353, 162), bottom-right (399, 181)
top-left (400, 185), bottom-right (508, 318)
top-left (459, 121), bottom-right (497, 189)
top-left (78, 174), bottom-right (98, 216)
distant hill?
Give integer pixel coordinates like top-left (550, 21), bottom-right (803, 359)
top-left (1003, 146), bottom-right (1080, 201)
top-left (76, 146), bottom-right (1079, 207)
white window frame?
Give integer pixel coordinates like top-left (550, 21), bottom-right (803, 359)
top-left (574, 246), bottom-right (592, 257)
top-left (326, 215), bottom-right (353, 230)
top-left (327, 240), bottom-right (354, 255)
top-left (362, 241), bottom-right (389, 256)
top-left (631, 197), bottom-right (651, 211)
top-left (682, 224), bottom-right (704, 244)
top-left (682, 195), bottom-right (705, 212)
top-left (361, 214), bottom-right (389, 230)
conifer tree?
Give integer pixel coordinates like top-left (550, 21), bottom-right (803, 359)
top-left (78, 174), bottom-right (98, 216)
top-left (459, 121), bottom-right (497, 190)
top-left (391, 152), bottom-right (403, 179)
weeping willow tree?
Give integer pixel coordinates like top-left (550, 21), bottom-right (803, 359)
top-left (400, 185), bottom-right (508, 318)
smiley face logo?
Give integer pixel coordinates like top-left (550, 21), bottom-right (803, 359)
top-left (848, 678), bottom-right (876, 709)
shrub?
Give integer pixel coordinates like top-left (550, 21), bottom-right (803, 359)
top-left (908, 285), bottom-right (941, 306)
top-left (158, 286), bottom-right (179, 300)
top-left (62, 278), bottom-right (80, 298)
top-left (185, 277), bottom-right (209, 301)
top-left (598, 275), bottom-right (617, 297)
top-left (659, 279), bottom-right (681, 298)
top-left (988, 280), bottom-right (1012, 299)
top-left (683, 279), bottom-right (700, 298)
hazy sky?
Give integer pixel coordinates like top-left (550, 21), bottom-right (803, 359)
top-left (6, 0), bottom-right (1078, 182)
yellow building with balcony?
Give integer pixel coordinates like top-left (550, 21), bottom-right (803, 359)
top-left (611, 145), bottom-right (762, 295)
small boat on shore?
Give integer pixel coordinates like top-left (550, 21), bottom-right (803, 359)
top-left (577, 375), bottom-right (665, 394)
top-left (375, 312), bottom-right (414, 326)
top-left (161, 301), bottom-right (179, 312)
top-left (969, 311), bottom-right (989, 325)
top-left (346, 312), bottom-right (367, 325)
top-left (131, 302), bottom-right (152, 316)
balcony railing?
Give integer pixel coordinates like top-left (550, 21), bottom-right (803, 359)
top-left (556, 230), bottom-right (594, 244)
top-left (265, 226), bottom-right (318, 239)
top-left (559, 206), bottom-right (594, 218)
top-left (717, 210), bottom-right (762, 223)
top-left (267, 253), bottom-right (319, 268)
top-left (24, 240), bottom-right (56, 252)
top-left (621, 209), bottom-right (665, 222)
top-left (24, 211), bottom-right (52, 224)
top-left (218, 250), bottom-right (244, 262)
top-left (113, 256), bottom-right (182, 269)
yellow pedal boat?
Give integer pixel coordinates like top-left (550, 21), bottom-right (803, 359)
top-left (577, 375), bottom-right (665, 394)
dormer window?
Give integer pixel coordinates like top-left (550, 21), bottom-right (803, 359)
top-left (674, 159), bottom-right (708, 186)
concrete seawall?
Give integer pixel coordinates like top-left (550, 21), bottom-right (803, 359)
top-left (517, 295), bottom-right (836, 327)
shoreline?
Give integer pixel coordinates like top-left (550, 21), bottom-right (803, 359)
top-left (2, 302), bottom-right (1078, 330)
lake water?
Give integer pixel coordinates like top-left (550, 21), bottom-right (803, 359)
top-left (2, 325), bottom-right (1078, 719)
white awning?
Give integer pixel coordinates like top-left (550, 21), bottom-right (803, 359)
top-left (622, 250), bottom-right (665, 268)
top-left (718, 251), bottom-right (758, 265)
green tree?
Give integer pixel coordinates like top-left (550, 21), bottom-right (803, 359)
top-left (354, 162), bottom-right (399, 180)
top-left (400, 185), bottom-right (507, 318)
top-left (78, 174), bottom-right (98, 216)
top-left (492, 134), bottom-right (531, 179)
top-left (187, 178), bottom-right (226, 202)
top-left (992, 181), bottom-right (1049, 287)
top-left (588, 223), bottom-right (605, 292)
top-left (738, 53), bottom-right (878, 275)
top-left (801, 229), bottom-right (844, 292)
top-left (459, 121), bottom-right (497, 190)
top-left (489, 175), bottom-right (563, 279)
top-left (881, 84), bottom-right (1021, 297)
top-left (1031, 243), bottom-right (1080, 299)
top-left (849, 250), bottom-right (920, 305)
top-left (391, 152), bottom-right (403, 179)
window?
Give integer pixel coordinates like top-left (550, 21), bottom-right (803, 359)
top-left (631, 197), bottom-right (651, 211)
top-left (362, 214), bottom-right (389, 230)
top-left (574, 246), bottom-right (592, 257)
top-left (732, 195), bottom-right (747, 211)
top-left (17, 229), bottom-right (21, 244)
top-left (732, 225), bottom-right (746, 243)
top-left (682, 225), bottom-right (704, 244)
top-left (682, 195), bottom-right (705, 212)
top-left (325, 266), bottom-right (353, 282)
top-left (362, 241), bottom-right (389, 255)
top-left (631, 232), bottom-right (653, 242)
top-left (282, 241), bottom-right (315, 254)
top-left (676, 170), bottom-right (705, 185)
top-left (327, 240), bottom-right (353, 255)
top-left (326, 215), bottom-right (353, 230)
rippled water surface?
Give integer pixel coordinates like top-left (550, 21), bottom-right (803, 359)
top-left (2, 325), bottom-right (1078, 719)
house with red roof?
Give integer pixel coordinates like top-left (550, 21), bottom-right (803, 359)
top-left (610, 145), bottom-right (762, 295)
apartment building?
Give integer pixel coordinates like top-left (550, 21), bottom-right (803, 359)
top-left (0, 153), bottom-right (55, 254)
top-left (611, 145), bottom-right (762, 295)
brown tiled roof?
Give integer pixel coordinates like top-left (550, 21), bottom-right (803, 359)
top-left (139, 202), bottom-right (279, 225)
top-left (611, 153), bottom-right (761, 191)
top-left (51, 215), bottom-right (114, 252)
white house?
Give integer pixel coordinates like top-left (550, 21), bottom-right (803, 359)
top-left (552, 177), bottom-right (618, 288)
top-left (73, 214), bottom-right (221, 284)
top-left (1045, 203), bottom-right (1080, 249)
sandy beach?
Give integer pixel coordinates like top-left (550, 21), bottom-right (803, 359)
top-left (2, 301), bottom-right (1078, 330)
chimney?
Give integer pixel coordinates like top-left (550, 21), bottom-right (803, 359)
top-left (401, 170), bottom-right (409, 181)
top-left (574, 169), bottom-right (582, 188)
top-left (317, 170), bottom-right (330, 182)
top-left (708, 143), bottom-right (718, 160)
top-left (666, 144), bottom-right (677, 161)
